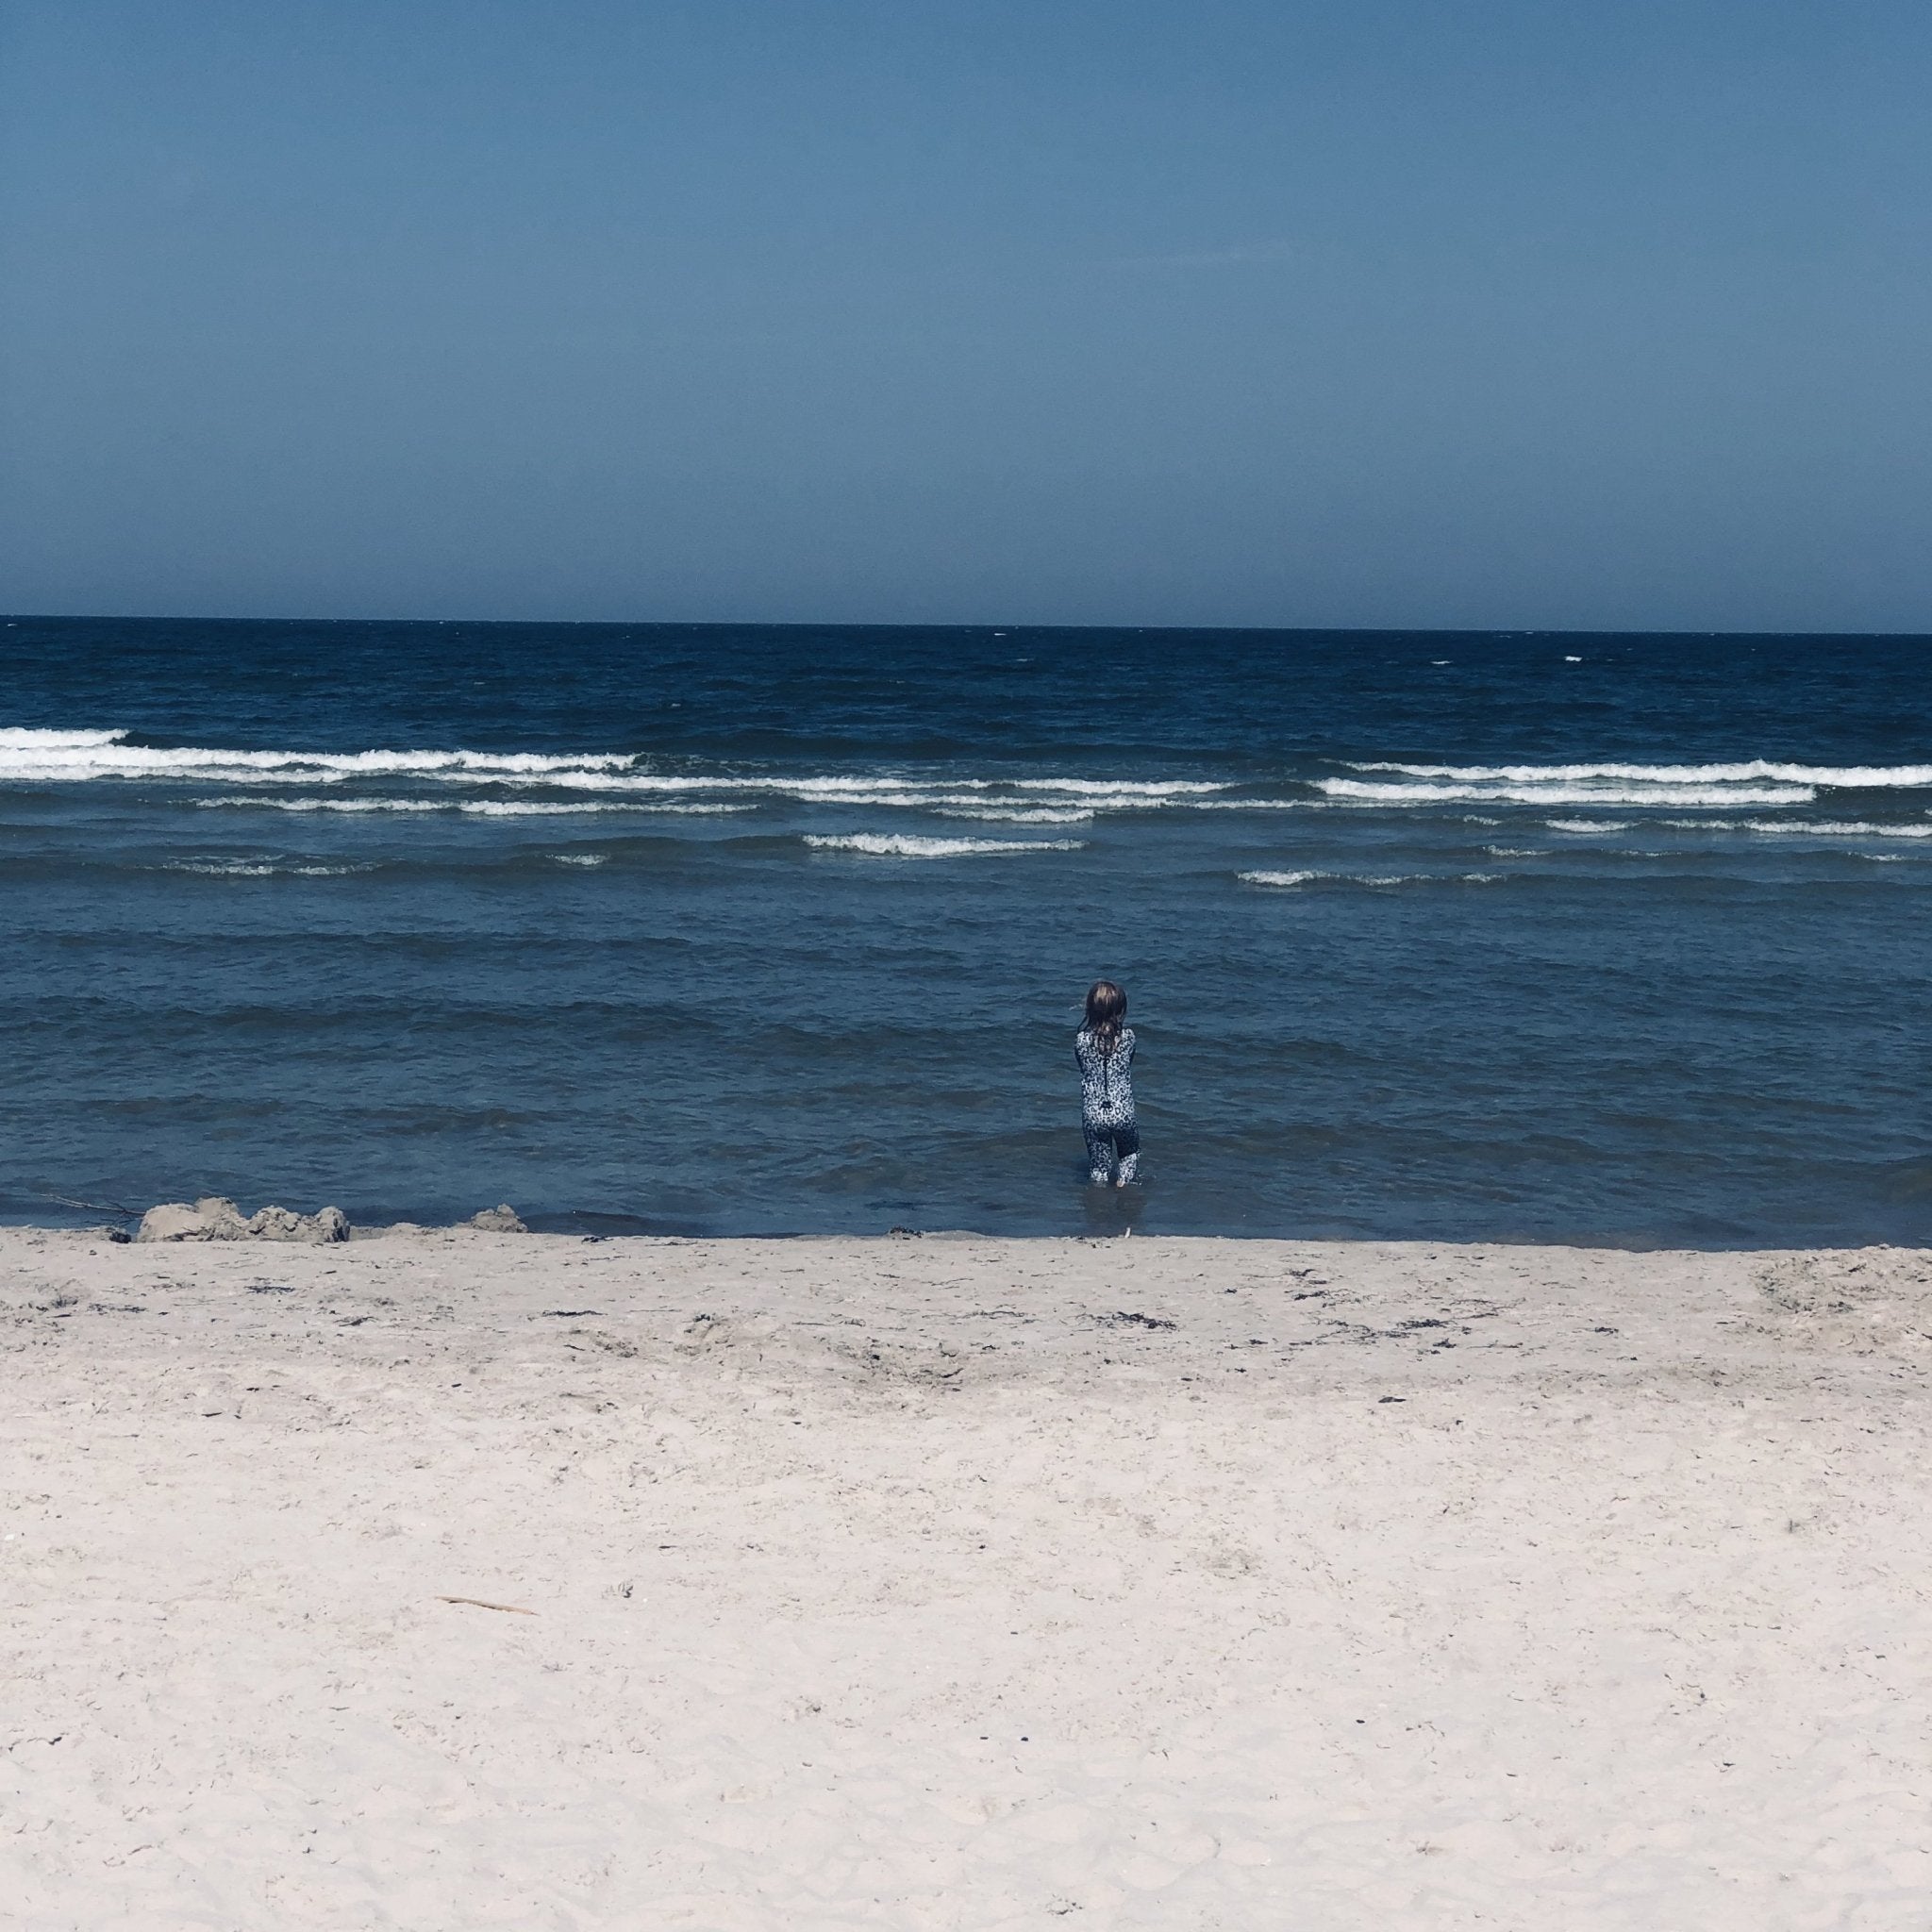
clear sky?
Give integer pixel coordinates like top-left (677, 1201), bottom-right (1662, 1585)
top-left (2, 0), bottom-right (1926, 630)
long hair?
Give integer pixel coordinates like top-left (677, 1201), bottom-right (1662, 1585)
top-left (1083, 979), bottom-right (1127, 1056)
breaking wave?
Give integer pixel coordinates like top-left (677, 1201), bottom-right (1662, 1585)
top-left (804, 834), bottom-right (1086, 858)
top-left (0, 731), bottom-right (1225, 807)
top-left (1324, 759), bottom-right (1932, 811)
top-left (1732, 819), bottom-right (1932, 839)
top-left (1320, 778), bottom-right (1812, 808)
top-left (937, 807), bottom-right (1095, 825)
top-left (0, 731), bottom-right (635, 785)
top-left (194, 795), bottom-right (749, 817)
top-left (1240, 869), bottom-right (1502, 889)
top-left (159, 858), bottom-right (373, 877)
top-left (1646, 818), bottom-right (1932, 839)
top-left (1351, 759), bottom-right (1932, 787)
top-left (16, 732), bottom-right (1932, 842)
top-left (0, 728), bottom-right (129, 750)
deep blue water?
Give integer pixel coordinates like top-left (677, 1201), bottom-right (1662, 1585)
top-left (5, 616), bottom-right (1931, 1242)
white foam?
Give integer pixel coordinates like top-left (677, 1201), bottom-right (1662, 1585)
top-left (1349, 759), bottom-right (1932, 788)
top-left (1653, 818), bottom-right (1932, 839)
top-left (938, 807), bottom-right (1095, 825)
top-left (803, 834), bottom-right (1086, 858)
top-left (1545, 819), bottom-right (1633, 832)
top-left (548, 854), bottom-right (608, 867)
top-left (161, 858), bottom-right (371, 877)
top-left (1320, 779), bottom-right (1812, 807)
top-left (453, 771), bottom-right (1217, 809)
top-left (0, 735), bottom-right (1241, 818)
top-left (1739, 819), bottom-right (1932, 839)
top-left (548, 774), bottom-right (937, 799)
top-left (457, 800), bottom-right (747, 818)
top-left (1240, 869), bottom-right (1500, 888)
top-left (1008, 778), bottom-right (1224, 797)
top-left (197, 796), bottom-right (448, 813)
top-left (0, 727), bottom-right (130, 750)
top-left (0, 740), bottom-right (637, 783)
top-left (1188, 798), bottom-right (1306, 811)
top-left (194, 795), bottom-right (745, 817)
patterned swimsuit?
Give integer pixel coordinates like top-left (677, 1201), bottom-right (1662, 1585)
top-left (1075, 1025), bottom-right (1139, 1183)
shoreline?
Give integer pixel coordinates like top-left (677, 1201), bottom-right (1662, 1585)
top-left (6, 1210), bottom-right (1923, 1254)
top-left (5, 1230), bottom-right (1928, 1925)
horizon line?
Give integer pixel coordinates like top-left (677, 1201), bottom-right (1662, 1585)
top-left (7, 611), bottom-right (1931, 641)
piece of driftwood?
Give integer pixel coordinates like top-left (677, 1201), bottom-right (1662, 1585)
top-left (434, 1595), bottom-right (536, 1615)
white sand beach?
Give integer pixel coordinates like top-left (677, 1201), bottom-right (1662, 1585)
top-left (2, 1228), bottom-right (1927, 1928)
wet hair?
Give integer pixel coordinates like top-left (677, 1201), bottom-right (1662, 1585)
top-left (1083, 979), bottom-right (1127, 1055)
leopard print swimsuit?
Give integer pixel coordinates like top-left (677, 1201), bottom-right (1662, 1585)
top-left (1074, 1025), bottom-right (1139, 1183)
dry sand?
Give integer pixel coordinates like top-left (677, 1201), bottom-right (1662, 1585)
top-left (2, 1228), bottom-right (1928, 1929)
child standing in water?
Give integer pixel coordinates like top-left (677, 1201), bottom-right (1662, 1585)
top-left (1075, 979), bottom-right (1139, 1186)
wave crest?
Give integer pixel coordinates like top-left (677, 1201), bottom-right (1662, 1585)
top-left (803, 834), bottom-right (1086, 858)
top-left (1240, 869), bottom-right (1502, 888)
top-left (1319, 779), bottom-right (1813, 807)
top-left (1349, 759), bottom-right (1932, 788)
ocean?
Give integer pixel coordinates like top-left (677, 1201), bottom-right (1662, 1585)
top-left (4, 616), bottom-right (1930, 1243)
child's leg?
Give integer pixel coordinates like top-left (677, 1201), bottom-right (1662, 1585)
top-left (1083, 1121), bottom-right (1115, 1185)
top-left (1114, 1122), bottom-right (1141, 1186)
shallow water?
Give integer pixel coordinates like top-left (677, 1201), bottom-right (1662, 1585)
top-left (4, 616), bottom-right (1930, 1241)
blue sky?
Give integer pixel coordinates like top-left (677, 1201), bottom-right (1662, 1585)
top-left (2, 0), bottom-right (1926, 628)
